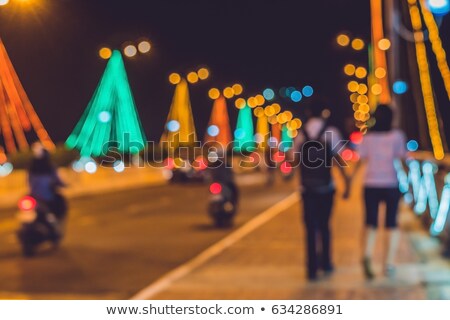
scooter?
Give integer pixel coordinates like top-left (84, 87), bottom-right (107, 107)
top-left (16, 194), bottom-right (67, 257)
top-left (208, 182), bottom-right (238, 228)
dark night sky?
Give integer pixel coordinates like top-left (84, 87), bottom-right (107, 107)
top-left (0, 0), bottom-right (448, 145)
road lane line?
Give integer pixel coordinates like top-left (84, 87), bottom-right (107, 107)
top-left (130, 191), bottom-right (299, 300)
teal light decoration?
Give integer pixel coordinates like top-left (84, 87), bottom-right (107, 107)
top-left (66, 50), bottom-right (146, 157)
top-left (280, 124), bottom-right (293, 152)
top-left (233, 105), bottom-right (255, 152)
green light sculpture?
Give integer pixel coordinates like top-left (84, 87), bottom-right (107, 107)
top-left (233, 105), bottom-right (255, 152)
top-left (66, 50), bottom-right (146, 157)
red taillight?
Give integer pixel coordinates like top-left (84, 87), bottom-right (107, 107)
top-left (209, 182), bottom-right (222, 195)
top-left (280, 161), bottom-right (292, 174)
top-left (18, 196), bottom-right (37, 211)
top-left (164, 157), bottom-right (175, 170)
top-left (342, 149), bottom-right (353, 161)
top-left (350, 131), bottom-right (363, 145)
top-left (193, 156), bottom-right (208, 171)
top-left (274, 151), bottom-right (285, 163)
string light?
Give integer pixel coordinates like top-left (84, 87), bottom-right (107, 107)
top-left (419, 0), bottom-right (450, 99)
top-left (408, 0), bottom-right (445, 160)
top-left (370, 0), bottom-right (391, 104)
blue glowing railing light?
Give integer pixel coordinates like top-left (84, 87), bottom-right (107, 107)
top-left (427, 0), bottom-right (450, 16)
top-left (395, 159), bottom-right (450, 236)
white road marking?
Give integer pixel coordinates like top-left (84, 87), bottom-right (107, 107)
top-left (130, 191), bottom-right (299, 300)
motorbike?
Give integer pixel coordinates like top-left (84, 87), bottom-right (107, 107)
top-left (207, 181), bottom-right (238, 228)
top-left (16, 194), bottom-right (67, 257)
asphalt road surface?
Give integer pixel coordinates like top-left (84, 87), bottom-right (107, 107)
top-left (0, 173), bottom-right (296, 299)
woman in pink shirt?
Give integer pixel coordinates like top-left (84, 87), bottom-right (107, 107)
top-left (354, 105), bottom-right (407, 279)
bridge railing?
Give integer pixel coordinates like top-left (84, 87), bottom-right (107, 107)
top-left (396, 151), bottom-right (450, 255)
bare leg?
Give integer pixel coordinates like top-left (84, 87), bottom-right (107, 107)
top-left (384, 229), bottom-right (400, 277)
top-left (363, 227), bottom-right (377, 279)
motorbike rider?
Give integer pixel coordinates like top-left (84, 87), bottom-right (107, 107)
top-left (207, 143), bottom-right (238, 204)
top-left (28, 142), bottom-right (67, 238)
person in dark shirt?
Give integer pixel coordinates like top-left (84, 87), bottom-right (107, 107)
top-left (28, 142), bottom-right (66, 217)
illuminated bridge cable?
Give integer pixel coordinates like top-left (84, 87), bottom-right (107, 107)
top-left (419, 0), bottom-right (450, 100)
top-left (370, 0), bottom-right (391, 105)
top-left (408, 0), bottom-right (445, 160)
top-left (0, 39), bottom-right (55, 153)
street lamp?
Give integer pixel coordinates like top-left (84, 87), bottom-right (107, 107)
top-left (168, 68), bottom-right (210, 85)
top-left (208, 83), bottom-right (243, 101)
top-left (98, 38), bottom-right (151, 60)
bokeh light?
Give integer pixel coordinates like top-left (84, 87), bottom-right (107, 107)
top-left (187, 72), bottom-right (199, 84)
top-left (351, 38), bottom-right (365, 51)
top-left (254, 107), bottom-right (265, 117)
top-left (98, 111), bottom-right (112, 123)
top-left (232, 84), bottom-right (243, 95)
top-left (378, 38), bottom-right (391, 51)
top-left (264, 105), bottom-right (275, 116)
top-left (407, 139), bottom-right (419, 152)
top-left (302, 85), bottom-right (314, 97)
top-left (350, 93), bottom-right (359, 103)
top-left (138, 41), bottom-right (151, 54)
top-left (359, 104), bottom-right (370, 113)
top-left (247, 97), bottom-right (257, 108)
top-left (371, 84), bottom-right (382, 95)
top-left (375, 67), bottom-right (386, 79)
top-left (350, 131), bottom-right (364, 144)
top-left (113, 160), bottom-right (125, 173)
top-left (167, 120), bottom-right (180, 132)
top-left (255, 94), bottom-right (265, 106)
top-left (208, 88), bottom-right (220, 100)
top-left (427, 0), bottom-right (450, 16)
top-left (235, 98), bottom-right (246, 109)
top-left (0, 162), bottom-right (13, 177)
top-left (348, 81), bottom-right (359, 92)
top-left (355, 66), bottom-right (367, 79)
top-left (85, 161), bottom-right (98, 174)
top-left (234, 128), bottom-right (246, 139)
top-left (0, 0), bottom-right (9, 6)
top-left (285, 87), bottom-right (296, 97)
top-left (207, 125), bottom-right (220, 137)
top-left (197, 68), bottom-right (209, 80)
top-left (223, 87), bottom-right (234, 99)
top-left (263, 88), bottom-right (275, 101)
top-left (336, 34), bottom-right (350, 47)
top-left (272, 103), bottom-right (281, 114)
top-left (344, 64), bottom-right (356, 76)
top-left (357, 95), bottom-right (369, 104)
top-left (124, 45), bottom-right (137, 57)
top-left (290, 90), bottom-right (302, 102)
top-left (357, 84), bottom-right (368, 95)
top-left (393, 80), bottom-right (408, 94)
top-left (99, 47), bottom-right (112, 60)
top-left (169, 73), bottom-right (181, 85)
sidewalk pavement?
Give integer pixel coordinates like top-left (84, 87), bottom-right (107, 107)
top-left (144, 173), bottom-right (450, 300)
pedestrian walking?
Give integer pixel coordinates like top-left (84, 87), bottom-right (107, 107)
top-left (290, 104), bottom-right (349, 281)
top-left (351, 105), bottom-right (407, 279)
